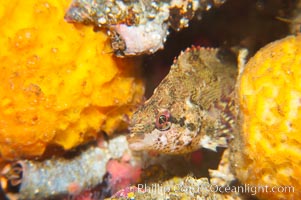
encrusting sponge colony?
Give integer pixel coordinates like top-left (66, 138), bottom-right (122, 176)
top-left (0, 0), bottom-right (144, 159)
top-left (234, 35), bottom-right (301, 199)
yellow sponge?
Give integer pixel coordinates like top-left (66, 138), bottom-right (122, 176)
top-left (236, 35), bottom-right (301, 199)
top-left (0, 0), bottom-right (144, 159)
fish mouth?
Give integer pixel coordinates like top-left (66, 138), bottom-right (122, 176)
top-left (128, 141), bottom-right (148, 151)
top-left (126, 134), bottom-right (145, 151)
top-left (127, 133), bottom-right (151, 151)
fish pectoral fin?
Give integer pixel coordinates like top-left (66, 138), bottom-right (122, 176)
top-left (199, 135), bottom-right (228, 152)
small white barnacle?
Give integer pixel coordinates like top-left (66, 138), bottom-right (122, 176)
top-left (105, 7), bottom-right (111, 13)
top-left (98, 17), bottom-right (107, 24)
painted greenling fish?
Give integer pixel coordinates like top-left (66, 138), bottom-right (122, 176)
top-left (127, 47), bottom-right (238, 154)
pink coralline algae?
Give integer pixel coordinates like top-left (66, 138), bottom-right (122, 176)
top-left (106, 158), bottom-right (142, 193)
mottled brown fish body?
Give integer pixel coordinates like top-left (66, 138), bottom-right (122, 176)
top-left (128, 47), bottom-right (237, 154)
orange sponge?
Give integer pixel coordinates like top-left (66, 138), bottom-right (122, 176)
top-left (236, 35), bottom-right (301, 199)
top-left (0, 0), bottom-right (144, 159)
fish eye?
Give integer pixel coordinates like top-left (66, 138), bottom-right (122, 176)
top-left (155, 110), bottom-right (171, 131)
top-left (158, 115), bottom-right (167, 124)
